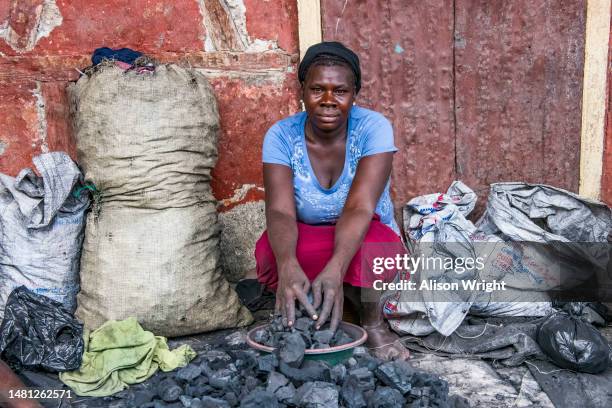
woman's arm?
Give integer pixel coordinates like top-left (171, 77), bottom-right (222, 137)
top-left (312, 152), bottom-right (394, 330)
top-left (0, 360), bottom-right (42, 408)
top-left (264, 163), bottom-right (318, 324)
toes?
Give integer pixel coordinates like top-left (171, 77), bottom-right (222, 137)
top-left (388, 342), bottom-right (409, 361)
top-left (395, 344), bottom-right (410, 361)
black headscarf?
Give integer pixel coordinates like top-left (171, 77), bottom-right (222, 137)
top-left (298, 41), bottom-right (361, 94)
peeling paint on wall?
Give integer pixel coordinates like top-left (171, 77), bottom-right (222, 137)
top-left (197, 68), bottom-right (286, 85)
top-left (224, 0), bottom-right (249, 48)
top-left (220, 183), bottom-right (264, 207)
top-left (196, 0), bottom-right (277, 52)
top-left (0, 0), bottom-right (63, 52)
top-left (31, 82), bottom-right (49, 153)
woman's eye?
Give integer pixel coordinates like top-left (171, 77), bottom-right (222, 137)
top-left (311, 87), bottom-right (322, 93)
top-left (334, 90), bottom-right (347, 95)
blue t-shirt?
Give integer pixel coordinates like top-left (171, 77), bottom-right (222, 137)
top-left (262, 105), bottom-right (400, 234)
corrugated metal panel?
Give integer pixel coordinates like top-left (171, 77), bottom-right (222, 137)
top-left (455, 0), bottom-right (585, 207)
top-left (321, 0), bottom-right (456, 210)
top-left (602, 8), bottom-right (612, 205)
top-left (322, 0), bottom-right (585, 217)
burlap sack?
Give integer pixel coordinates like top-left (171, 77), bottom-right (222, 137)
top-left (70, 63), bottom-right (252, 336)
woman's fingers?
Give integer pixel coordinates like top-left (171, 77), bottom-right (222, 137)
top-left (301, 279), bottom-right (311, 295)
top-left (284, 289), bottom-right (296, 327)
top-left (311, 281), bottom-right (322, 310)
top-left (286, 302), bottom-right (295, 326)
top-left (316, 289), bottom-right (335, 329)
top-left (294, 289), bottom-right (318, 320)
top-left (330, 295), bottom-right (343, 332)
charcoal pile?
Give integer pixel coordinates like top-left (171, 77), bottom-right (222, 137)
top-left (253, 310), bottom-right (354, 349)
top-left (87, 329), bottom-right (470, 408)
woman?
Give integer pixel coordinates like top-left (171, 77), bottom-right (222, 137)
top-left (255, 41), bottom-right (409, 360)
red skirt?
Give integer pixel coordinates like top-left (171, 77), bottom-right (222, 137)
top-left (255, 220), bottom-right (407, 290)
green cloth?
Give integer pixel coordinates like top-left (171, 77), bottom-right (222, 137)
top-left (59, 317), bottom-right (196, 397)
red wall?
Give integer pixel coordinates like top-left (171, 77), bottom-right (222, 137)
top-left (0, 0), bottom-right (300, 210)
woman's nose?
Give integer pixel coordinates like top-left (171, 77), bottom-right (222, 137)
top-left (320, 91), bottom-right (337, 105)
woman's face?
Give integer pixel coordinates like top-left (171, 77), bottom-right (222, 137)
top-left (302, 64), bottom-right (355, 133)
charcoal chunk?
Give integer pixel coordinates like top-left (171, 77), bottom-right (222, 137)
top-left (293, 381), bottom-right (339, 408)
top-left (209, 369), bottom-right (233, 389)
top-left (280, 360), bottom-right (330, 385)
top-left (332, 329), bottom-right (354, 346)
top-left (294, 317), bottom-right (314, 332)
top-left (177, 364), bottom-right (202, 382)
top-left (356, 354), bottom-right (382, 371)
top-left (179, 395), bottom-right (193, 407)
top-left (199, 361), bottom-right (214, 379)
top-left (113, 390), bottom-right (133, 400)
top-left (340, 375), bottom-right (367, 408)
top-left (335, 333), bottom-right (354, 346)
top-left (198, 395), bottom-right (231, 408)
top-left (202, 350), bottom-right (232, 370)
top-left (243, 375), bottom-right (260, 391)
top-left (225, 331), bottom-right (247, 347)
top-left (132, 390), bottom-right (153, 406)
top-left (374, 361), bottom-right (412, 395)
top-left (224, 392), bottom-right (238, 406)
top-left (240, 389), bottom-right (279, 408)
top-left (347, 367), bottom-right (376, 392)
top-left (278, 332), bottom-right (306, 368)
top-left (367, 386), bottom-right (405, 408)
top-left (311, 342), bottom-right (329, 350)
top-left (257, 353), bottom-right (279, 374)
top-left (190, 399), bottom-right (204, 408)
top-left (275, 383), bottom-right (297, 404)
top-left (158, 378), bottom-right (182, 402)
top-left (231, 350), bottom-right (258, 371)
top-left (300, 333), bottom-right (313, 348)
top-left (269, 317), bottom-right (285, 332)
top-left (267, 371), bottom-right (289, 394)
top-left (253, 329), bottom-right (269, 345)
top-left (312, 329), bottom-right (334, 345)
top-left (140, 402), bottom-right (163, 408)
top-left (330, 364), bottom-right (347, 384)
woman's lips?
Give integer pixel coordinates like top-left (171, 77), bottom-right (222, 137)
top-left (316, 114), bottom-right (340, 122)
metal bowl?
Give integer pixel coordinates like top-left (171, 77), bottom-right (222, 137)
top-left (246, 321), bottom-right (368, 365)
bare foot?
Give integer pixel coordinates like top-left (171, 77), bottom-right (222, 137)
top-left (364, 321), bottom-right (410, 361)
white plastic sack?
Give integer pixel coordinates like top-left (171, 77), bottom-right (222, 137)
top-left (477, 182), bottom-right (611, 274)
top-left (384, 181), bottom-right (553, 337)
top-left (0, 152), bottom-right (88, 322)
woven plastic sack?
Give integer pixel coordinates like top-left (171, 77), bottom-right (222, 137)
top-left (384, 181), bottom-right (553, 337)
top-left (70, 63), bottom-right (252, 336)
top-left (477, 182), bottom-right (611, 276)
top-left (0, 152), bottom-right (88, 322)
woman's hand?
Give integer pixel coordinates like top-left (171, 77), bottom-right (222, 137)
top-left (311, 263), bottom-right (344, 332)
top-left (276, 258), bottom-right (318, 326)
